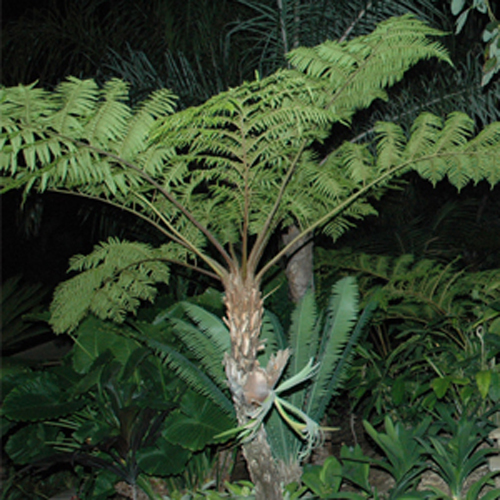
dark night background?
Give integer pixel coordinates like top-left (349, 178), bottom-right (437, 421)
top-left (2, 0), bottom-right (500, 293)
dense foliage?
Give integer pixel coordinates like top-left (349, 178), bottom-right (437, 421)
top-left (2, 6), bottom-right (500, 499)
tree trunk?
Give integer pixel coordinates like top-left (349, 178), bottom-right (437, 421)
top-left (283, 225), bottom-right (314, 303)
top-left (222, 270), bottom-right (286, 500)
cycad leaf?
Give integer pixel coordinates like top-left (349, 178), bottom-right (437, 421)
top-left (306, 277), bottom-right (359, 420)
top-left (311, 299), bottom-right (377, 421)
top-left (146, 338), bottom-right (233, 416)
top-left (286, 289), bottom-right (320, 409)
top-left (287, 289), bottom-right (319, 373)
top-left (167, 317), bottom-right (227, 387)
top-left (180, 302), bottom-right (231, 353)
top-left (259, 309), bottom-right (288, 366)
top-left (155, 302), bottom-right (230, 387)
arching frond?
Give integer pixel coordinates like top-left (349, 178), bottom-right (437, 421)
top-left (288, 15), bottom-right (451, 123)
top-left (50, 238), bottom-right (171, 333)
top-left (305, 277), bottom-right (360, 419)
top-left (146, 337), bottom-right (234, 416)
top-left (2, 17), bottom-right (500, 336)
top-left (161, 303), bottom-right (231, 388)
top-left (317, 250), bottom-right (500, 347)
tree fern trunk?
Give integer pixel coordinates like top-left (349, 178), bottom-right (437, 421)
top-left (283, 225), bottom-right (314, 303)
top-left (223, 270), bottom-right (285, 500)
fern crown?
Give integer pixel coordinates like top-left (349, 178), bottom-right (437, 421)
top-left (2, 16), bottom-right (500, 332)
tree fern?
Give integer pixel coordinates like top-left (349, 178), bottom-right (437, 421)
top-left (3, 17), bottom-right (500, 494)
top-left (3, 20), bottom-right (499, 317)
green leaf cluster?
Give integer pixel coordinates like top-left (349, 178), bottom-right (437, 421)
top-left (157, 278), bottom-right (372, 465)
top-left (1, 314), bottom-right (235, 498)
top-left (3, 16), bottom-right (500, 333)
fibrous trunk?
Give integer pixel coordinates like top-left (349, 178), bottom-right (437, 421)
top-left (222, 270), bottom-right (286, 500)
top-left (283, 225), bottom-right (314, 303)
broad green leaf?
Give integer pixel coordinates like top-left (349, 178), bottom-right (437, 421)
top-left (431, 377), bottom-right (451, 399)
top-left (136, 438), bottom-right (190, 476)
top-left (163, 392), bottom-right (235, 450)
top-left (2, 372), bottom-right (84, 421)
top-left (71, 316), bottom-right (139, 373)
top-left (5, 423), bottom-right (61, 464)
top-left (476, 370), bottom-right (492, 399)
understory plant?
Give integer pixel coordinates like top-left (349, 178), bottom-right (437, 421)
top-left (0, 275), bottom-right (52, 356)
top-left (317, 251), bottom-right (500, 423)
top-left (295, 408), bottom-right (500, 500)
top-left (3, 15), bottom-right (500, 499)
top-left (148, 277), bottom-right (374, 485)
top-left (1, 315), bottom-right (235, 499)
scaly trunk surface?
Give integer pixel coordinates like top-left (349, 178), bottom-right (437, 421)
top-left (283, 224), bottom-right (314, 303)
top-left (222, 270), bottom-right (285, 500)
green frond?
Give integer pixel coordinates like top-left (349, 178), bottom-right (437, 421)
top-left (285, 289), bottom-right (320, 410)
top-left (405, 112), bottom-right (444, 161)
top-left (50, 77), bottom-right (100, 135)
top-left (287, 290), bottom-right (320, 376)
top-left (177, 302), bottom-right (231, 352)
top-left (146, 338), bottom-right (234, 416)
top-left (320, 250), bottom-right (500, 347)
top-left (311, 299), bottom-right (377, 422)
top-left (84, 79), bottom-right (131, 146)
top-left (116, 88), bottom-right (177, 162)
top-left (288, 15), bottom-right (451, 122)
top-left (337, 142), bottom-right (375, 186)
top-left (258, 310), bottom-right (288, 366)
top-left (0, 76), bottom-right (176, 199)
top-left (406, 115), bottom-right (500, 189)
top-left (265, 276), bottom-right (369, 463)
top-left (151, 70), bottom-right (332, 249)
top-left (0, 276), bottom-right (51, 355)
top-left (50, 238), bottom-right (171, 333)
top-left (375, 122), bottom-right (406, 171)
top-left (163, 303), bottom-right (230, 388)
top-left (306, 277), bottom-right (360, 419)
